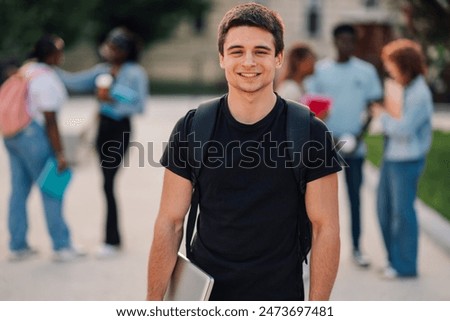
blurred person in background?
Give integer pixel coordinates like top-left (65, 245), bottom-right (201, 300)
top-left (275, 42), bottom-right (316, 102)
top-left (371, 39), bottom-right (433, 279)
top-left (57, 27), bottom-right (149, 258)
top-left (276, 42), bottom-right (330, 120)
top-left (3, 34), bottom-right (84, 262)
top-left (306, 24), bottom-right (383, 268)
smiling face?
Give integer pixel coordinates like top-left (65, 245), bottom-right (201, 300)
top-left (219, 26), bottom-right (283, 96)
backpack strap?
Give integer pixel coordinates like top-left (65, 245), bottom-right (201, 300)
top-left (285, 99), bottom-right (311, 194)
top-left (284, 99), bottom-right (313, 264)
top-left (185, 95), bottom-right (224, 257)
top-left (19, 62), bottom-right (51, 80)
top-left (189, 96), bottom-right (224, 185)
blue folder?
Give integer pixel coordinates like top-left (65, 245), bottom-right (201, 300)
top-left (110, 84), bottom-right (138, 104)
top-left (37, 158), bottom-right (72, 199)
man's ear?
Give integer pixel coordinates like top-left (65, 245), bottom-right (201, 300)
top-left (219, 53), bottom-right (225, 69)
top-left (275, 51), bottom-right (284, 69)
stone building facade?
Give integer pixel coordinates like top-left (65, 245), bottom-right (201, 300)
top-left (64, 0), bottom-right (397, 88)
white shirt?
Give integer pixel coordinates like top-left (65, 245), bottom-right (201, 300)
top-left (25, 62), bottom-right (68, 124)
top-left (276, 79), bottom-right (304, 102)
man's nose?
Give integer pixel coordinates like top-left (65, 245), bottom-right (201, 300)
top-left (243, 52), bottom-right (256, 66)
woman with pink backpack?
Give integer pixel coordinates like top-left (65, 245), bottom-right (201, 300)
top-left (2, 34), bottom-right (84, 262)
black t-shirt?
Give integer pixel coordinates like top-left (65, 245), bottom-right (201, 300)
top-left (161, 95), bottom-right (341, 300)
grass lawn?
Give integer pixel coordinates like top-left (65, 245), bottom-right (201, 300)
top-left (364, 131), bottom-right (450, 222)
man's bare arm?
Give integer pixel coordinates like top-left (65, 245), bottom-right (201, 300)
top-left (146, 169), bottom-right (193, 300)
top-left (305, 172), bottom-right (340, 300)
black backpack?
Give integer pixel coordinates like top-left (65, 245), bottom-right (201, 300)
top-left (184, 95), bottom-right (313, 264)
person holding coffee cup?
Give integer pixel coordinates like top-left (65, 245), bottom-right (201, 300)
top-left (95, 73), bottom-right (114, 101)
top-left (56, 27), bottom-right (149, 258)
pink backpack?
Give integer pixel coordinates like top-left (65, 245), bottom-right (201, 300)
top-left (0, 64), bottom-right (47, 137)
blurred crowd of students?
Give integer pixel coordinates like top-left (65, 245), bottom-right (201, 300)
top-left (275, 24), bottom-right (432, 279)
top-left (1, 27), bottom-right (148, 262)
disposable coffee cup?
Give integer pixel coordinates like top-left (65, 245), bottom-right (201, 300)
top-left (95, 73), bottom-right (113, 97)
top-left (339, 133), bottom-right (357, 154)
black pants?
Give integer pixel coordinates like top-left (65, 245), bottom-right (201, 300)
top-left (96, 115), bottom-right (131, 246)
top-left (343, 157), bottom-right (364, 251)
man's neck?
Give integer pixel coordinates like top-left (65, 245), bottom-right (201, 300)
top-left (227, 88), bottom-right (277, 124)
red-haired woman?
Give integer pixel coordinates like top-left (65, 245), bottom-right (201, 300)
top-left (372, 39), bottom-right (433, 279)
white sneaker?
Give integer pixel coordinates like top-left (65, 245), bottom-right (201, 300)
top-left (381, 266), bottom-right (399, 280)
top-left (96, 244), bottom-right (121, 259)
top-left (9, 248), bottom-right (38, 262)
top-left (352, 250), bottom-right (370, 268)
top-left (53, 247), bottom-right (86, 262)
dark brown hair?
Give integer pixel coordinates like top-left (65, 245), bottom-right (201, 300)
top-left (28, 34), bottom-right (62, 63)
top-left (381, 38), bottom-right (426, 83)
top-left (217, 2), bottom-right (285, 56)
top-left (277, 42), bottom-right (315, 84)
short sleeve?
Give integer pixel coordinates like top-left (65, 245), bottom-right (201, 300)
top-left (304, 117), bottom-right (342, 183)
top-left (29, 71), bottom-right (67, 112)
top-left (160, 110), bottom-right (196, 181)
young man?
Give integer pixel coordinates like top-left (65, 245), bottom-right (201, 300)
top-left (147, 3), bottom-right (341, 301)
top-left (306, 24), bottom-right (383, 268)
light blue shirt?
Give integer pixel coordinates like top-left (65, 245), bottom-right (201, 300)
top-left (305, 57), bottom-right (382, 157)
top-left (56, 62), bottom-right (149, 121)
top-left (380, 75), bottom-right (433, 161)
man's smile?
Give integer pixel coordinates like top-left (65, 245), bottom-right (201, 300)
top-left (238, 72), bottom-right (261, 78)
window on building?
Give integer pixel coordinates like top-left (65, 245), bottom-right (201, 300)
top-left (363, 0), bottom-right (379, 7)
top-left (193, 14), bottom-right (205, 35)
top-left (306, 0), bottom-right (321, 38)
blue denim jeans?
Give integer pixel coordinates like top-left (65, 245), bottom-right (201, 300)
top-left (377, 158), bottom-right (425, 276)
top-left (342, 157), bottom-right (364, 251)
top-left (3, 121), bottom-right (71, 251)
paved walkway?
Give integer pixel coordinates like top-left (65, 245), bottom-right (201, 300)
top-left (1, 96), bottom-right (449, 300)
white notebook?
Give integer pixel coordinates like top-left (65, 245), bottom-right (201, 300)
top-left (164, 252), bottom-right (214, 301)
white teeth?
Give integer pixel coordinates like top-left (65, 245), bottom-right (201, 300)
top-left (240, 73), bottom-right (258, 77)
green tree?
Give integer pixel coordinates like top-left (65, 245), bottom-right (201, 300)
top-left (0, 0), bottom-right (98, 61)
top-left (0, 0), bottom-right (211, 61)
top-left (397, 0), bottom-right (450, 47)
top-left (91, 0), bottom-right (211, 45)
top-left (389, 0), bottom-right (450, 101)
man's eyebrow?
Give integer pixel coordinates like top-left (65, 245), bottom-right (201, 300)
top-left (226, 45), bottom-right (244, 51)
top-left (225, 45), bottom-right (273, 51)
top-left (254, 45), bottom-right (272, 51)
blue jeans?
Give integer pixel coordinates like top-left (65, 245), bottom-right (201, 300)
top-left (3, 122), bottom-right (71, 251)
top-left (343, 157), bottom-right (364, 251)
top-left (377, 158), bottom-right (425, 276)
